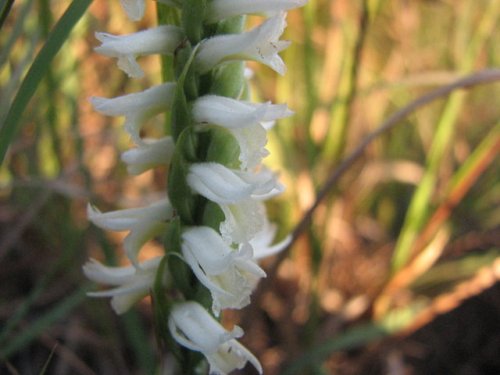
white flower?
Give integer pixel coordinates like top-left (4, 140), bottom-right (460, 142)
top-left (90, 82), bottom-right (176, 144)
top-left (192, 96), bottom-right (292, 166)
top-left (83, 256), bottom-right (165, 314)
top-left (187, 163), bottom-right (284, 204)
top-left (193, 95), bottom-right (293, 129)
top-left (87, 199), bottom-right (173, 266)
top-left (206, 0), bottom-right (307, 23)
top-left (181, 227), bottom-right (266, 315)
top-left (121, 136), bottom-right (175, 175)
top-left (95, 26), bottom-right (184, 77)
top-left (120, 0), bottom-right (145, 21)
top-left (195, 13), bottom-right (290, 75)
top-left (192, 95), bottom-right (292, 168)
top-left (169, 301), bottom-right (263, 375)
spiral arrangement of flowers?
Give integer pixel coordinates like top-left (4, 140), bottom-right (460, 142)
top-left (83, 0), bottom-right (305, 373)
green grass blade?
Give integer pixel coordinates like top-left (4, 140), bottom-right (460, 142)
top-left (0, 286), bottom-right (88, 359)
top-left (0, 0), bottom-right (92, 165)
top-left (0, 0), bottom-right (14, 30)
top-left (391, 1), bottom-right (500, 272)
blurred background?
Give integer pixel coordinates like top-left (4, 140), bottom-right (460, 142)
top-left (0, 0), bottom-right (499, 374)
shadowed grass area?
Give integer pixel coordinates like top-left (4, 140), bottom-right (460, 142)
top-left (0, 0), bottom-right (499, 374)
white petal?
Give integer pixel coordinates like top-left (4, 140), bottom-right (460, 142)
top-left (181, 226), bottom-right (266, 314)
top-left (121, 137), bottom-right (175, 175)
top-left (90, 82), bottom-right (176, 144)
top-left (195, 13), bottom-right (289, 75)
top-left (206, 0), bottom-right (307, 23)
top-left (169, 302), bottom-right (242, 353)
top-left (251, 220), bottom-right (292, 259)
top-left (187, 163), bottom-right (255, 204)
top-left (87, 198), bottom-right (173, 231)
top-left (123, 220), bottom-right (168, 267)
top-left (95, 26), bottom-right (184, 77)
top-left (182, 226), bottom-right (234, 274)
top-left (83, 256), bottom-right (163, 314)
top-left (169, 302), bottom-right (261, 374)
top-left (193, 95), bottom-right (293, 129)
top-left (187, 163), bottom-right (281, 204)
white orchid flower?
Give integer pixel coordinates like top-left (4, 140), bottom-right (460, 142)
top-left (187, 163), bottom-right (284, 205)
top-left (87, 199), bottom-right (173, 266)
top-left (195, 13), bottom-right (290, 75)
top-left (169, 301), bottom-right (263, 375)
top-left (121, 136), bottom-right (175, 175)
top-left (192, 95), bottom-right (293, 169)
top-left (90, 82), bottom-right (176, 144)
top-left (83, 256), bottom-right (165, 314)
top-left (181, 227), bottom-right (266, 315)
top-left (95, 26), bottom-right (184, 77)
top-left (206, 0), bottom-right (307, 23)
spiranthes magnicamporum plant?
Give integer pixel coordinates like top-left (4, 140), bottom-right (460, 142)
top-left (84, 0), bottom-right (306, 373)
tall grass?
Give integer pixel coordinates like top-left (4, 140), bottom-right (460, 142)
top-left (0, 0), bottom-right (498, 374)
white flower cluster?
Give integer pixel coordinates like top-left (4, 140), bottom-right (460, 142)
top-left (84, 1), bottom-right (305, 373)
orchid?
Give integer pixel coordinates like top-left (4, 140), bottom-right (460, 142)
top-left (181, 226), bottom-right (265, 315)
top-left (168, 301), bottom-right (263, 375)
top-left (195, 13), bottom-right (290, 75)
top-left (90, 82), bottom-right (176, 144)
top-left (187, 162), bottom-right (284, 204)
top-left (87, 199), bottom-right (172, 266)
top-left (83, 256), bottom-right (165, 314)
top-left (95, 26), bottom-right (184, 77)
top-left (85, 0), bottom-right (304, 371)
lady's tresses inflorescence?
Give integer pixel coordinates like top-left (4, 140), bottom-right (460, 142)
top-left (84, 1), bottom-right (305, 373)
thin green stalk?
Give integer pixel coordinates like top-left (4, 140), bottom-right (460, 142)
top-left (391, 1), bottom-right (500, 272)
top-left (0, 0), bottom-right (92, 165)
top-left (322, 0), bottom-right (371, 162)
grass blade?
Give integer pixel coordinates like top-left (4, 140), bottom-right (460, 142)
top-left (0, 0), bottom-right (92, 164)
